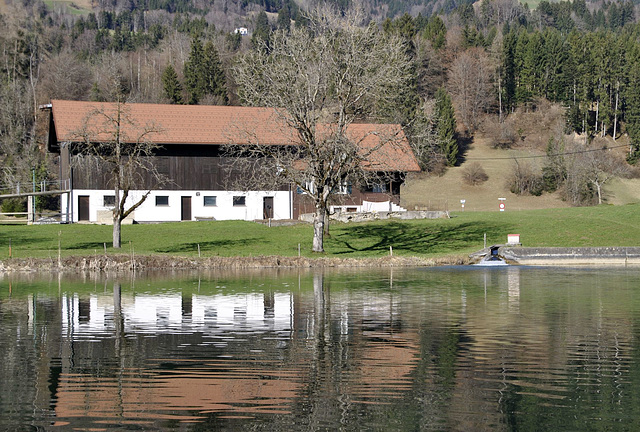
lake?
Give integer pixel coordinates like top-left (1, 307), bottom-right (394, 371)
top-left (1, 266), bottom-right (639, 431)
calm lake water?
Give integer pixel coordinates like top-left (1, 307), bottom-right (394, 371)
top-left (1, 266), bottom-right (640, 431)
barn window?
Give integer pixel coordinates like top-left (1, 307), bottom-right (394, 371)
top-left (233, 196), bottom-right (246, 206)
top-left (155, 196), bottom-right (169, 206)
top-left (203, 196), bottom-right (217, 206)
top-left (103, 195), bottom-right (115, 207)
top-left (364, 182), bottom-right (387, 193)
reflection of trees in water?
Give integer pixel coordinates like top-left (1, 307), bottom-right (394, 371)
top-left (3, 269), bottom-right (640, 430)
top-left (0, 272), bottom-right (470, 429)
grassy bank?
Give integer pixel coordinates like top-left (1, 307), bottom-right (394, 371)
top-left (1, 203), bottom-right (638, 260)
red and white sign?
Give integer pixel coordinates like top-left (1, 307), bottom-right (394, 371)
top-left (498, 198), bottom-right (506, 212)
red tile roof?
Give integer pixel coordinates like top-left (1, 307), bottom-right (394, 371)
top-left (50, 100), bottom-right (420, 172)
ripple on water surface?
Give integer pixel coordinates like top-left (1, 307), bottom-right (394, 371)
top-left (1, 267), bottom-right (640, 430)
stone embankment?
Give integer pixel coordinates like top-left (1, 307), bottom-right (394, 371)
top-left (0, 254), bottom-right (471, 273)
top-left (299, 210), bottom-right (448, 224)
top-left (500, 247), bottom-right (640, 266)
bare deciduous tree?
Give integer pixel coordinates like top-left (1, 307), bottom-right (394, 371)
top-left (554, 136), bottom-right (628, 206)
top-left (480, 0), bottom-right (524, 28)
top-left (462, 162), bottom-right (489, 186)
top-left (448, 47), bottom-right (494, 134)
top-left (406, 99), bottom-right (447, 173)
top-left (72, 98), bottom-right (166, 248)
top-left (576, 143), bottom-right (627, 205)
top-left (39, 50), bottom-right (92, 101)
top-left (232, 7), bottom-right (414, 253)
top-left (507, 158), bottom-right (543, 196)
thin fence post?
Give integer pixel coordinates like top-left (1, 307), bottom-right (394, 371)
top-left (58, 231), bottom-right (61, 268)
top-left (198, 244), bottom-right (201, 258)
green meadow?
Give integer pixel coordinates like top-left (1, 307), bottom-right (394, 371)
top-left (42, 0), bottom-right (91, 14)
top-left (1, 203), bottom-right (638, 260)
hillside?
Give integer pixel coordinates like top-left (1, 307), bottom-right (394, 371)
top-left (401, 105), bottom-right (640, 212)
top-left (401, 135), bottom-right (570, 212)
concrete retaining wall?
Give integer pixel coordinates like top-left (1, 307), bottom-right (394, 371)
top-left (500, 246), bottom-right (640, 266)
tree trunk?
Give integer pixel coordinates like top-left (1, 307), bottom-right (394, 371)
top-left (323, 210), bottom-right (330, 237)
top-left (595, 182), bottom-right (602, 205)
top-left (113, 282), bottom-right (123, 352)
top-left (312, 207), bottom-right (325, 253)
top-left (613, 82), bottom-right (619, 140)
top-left (113, 217), bottom-right (122, 248)
top-left (498, 70), bottom-right (503, 123)
top-left (113, 185), bottom-right (122, 248)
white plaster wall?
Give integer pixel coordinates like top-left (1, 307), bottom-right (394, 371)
top-left (62, 189), bottom-right (292, 223)
top-left (330, 200), bottom-right (406, 214)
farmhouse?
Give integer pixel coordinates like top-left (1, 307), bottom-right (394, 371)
top-left (44, 100), bottom-right (420, 223)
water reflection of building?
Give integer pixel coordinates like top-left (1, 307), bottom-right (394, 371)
top-left (19, 269), bottom-right (633, 431)
top-left (61, 292), bottom-right (294, 335)
top-left (40, 280), bottom-right (423, 428)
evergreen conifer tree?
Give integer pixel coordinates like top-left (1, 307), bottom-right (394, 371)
top-left (277, 7), bottom-right (291, 31)
top-left (184, 38), bottom-right (206, 104)
top-left (252, 11), bottom-right (271, 48)
top-left (424, 15), bottom-right (446, 50)
top-left (625, 47), bottom-right (640, 163)
top-left (434, 87), bottom-right (458, 166)
top-left (501, 28), bottom-right (517, 113)
top-left (162, 64), bottom-right (182, 104)
top-left (203, 41), bottom-right (228, 104)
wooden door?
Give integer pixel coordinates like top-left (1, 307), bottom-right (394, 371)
top-left (78, 195), bottom-right (90, 221)
top-left (181, 196), bottom-right (192, 221)
top-left (263, 197), bottom-right (274, 219)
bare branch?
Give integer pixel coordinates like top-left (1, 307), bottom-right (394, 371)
top-left (70, 100), bottom-right (166, 248)
top-left (232, 14), bottom-right (415, 252)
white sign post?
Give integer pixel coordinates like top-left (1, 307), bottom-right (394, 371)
top-left (460, 199), bottom-right (466, 211)
top-left (498, 198), bottom-right (506, 212)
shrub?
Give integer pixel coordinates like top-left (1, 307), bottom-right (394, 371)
top-left (1, 198), bottom-right (27, 214)
top-left (462, 162), bottom-right (489, 186)
top-left (507, 161), bottom-right (544, 196)
top-left (484, 118), bottom-right (518, 149)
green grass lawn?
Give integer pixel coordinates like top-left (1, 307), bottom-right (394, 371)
top-left (43, 0), bottom-right (91, 14)
top-left (1, 203), bottom-right (638, 259)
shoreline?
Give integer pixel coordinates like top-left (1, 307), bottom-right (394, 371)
top-left (0, 254), bottom-right (472, 273)
top-left (4, 247), bottom-right (639, 273)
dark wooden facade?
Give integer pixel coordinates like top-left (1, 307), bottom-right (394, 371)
top-left (292, 174), bottom-right (404, 219)
top-left (60, 143), bottom-right (287, 192)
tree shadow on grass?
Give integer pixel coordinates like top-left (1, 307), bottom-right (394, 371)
top-left (455, 135), bottom-right (475, 166)
top-left (155, 238), bottom-right (263, 254)
top-left (0, 231), bottom-right (63, 250)
top-left (64, 242), bottom-right (112, 250)
top-left (329, 221), bottom-right (511, 255)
